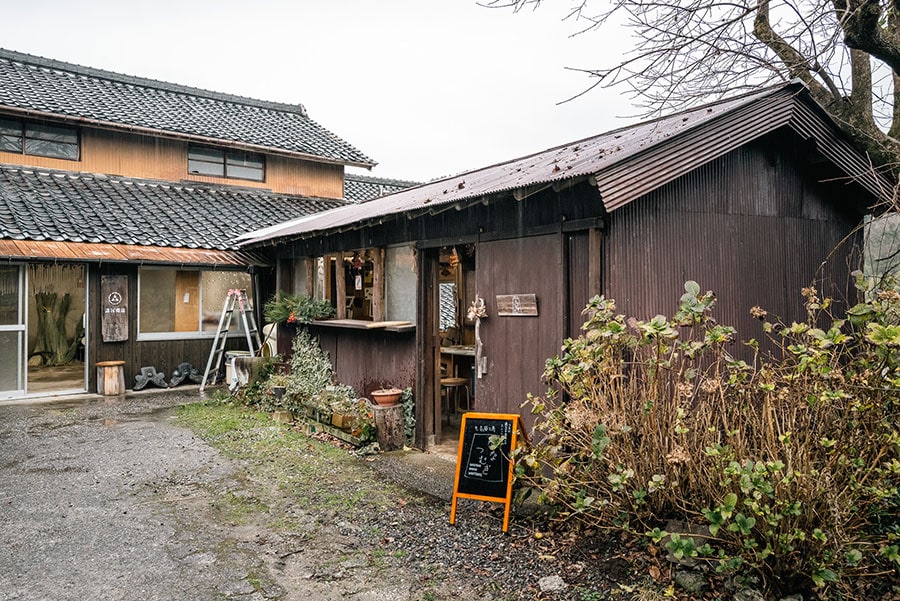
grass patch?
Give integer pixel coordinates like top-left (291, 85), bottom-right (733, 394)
top-left (175, 401), bottom-right (408, 521)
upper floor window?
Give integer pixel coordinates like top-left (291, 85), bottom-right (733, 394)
top-left (0, 118), bottom-right (80, 160)
top-left (188, 144), bottom-right (265, 182)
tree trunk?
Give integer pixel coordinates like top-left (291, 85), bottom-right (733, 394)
top-left (373, 404), bottom-right (405, 451)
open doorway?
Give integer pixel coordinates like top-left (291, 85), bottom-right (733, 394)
top-left (26, 264), bottom-right (87, 395)
top-left (435, 244), bottom-right (476, 448)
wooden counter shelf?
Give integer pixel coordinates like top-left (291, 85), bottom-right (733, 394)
top-left (309, 319), bottom-right (415, 333)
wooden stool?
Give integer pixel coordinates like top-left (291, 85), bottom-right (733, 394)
top-left (441, 376), bottom-right (470, 418)
top-left (96, 360), bottom-right (126, 395)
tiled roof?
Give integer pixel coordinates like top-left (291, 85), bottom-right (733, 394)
top-left (0, 164), bottom-right (346, 251)
top-left (343, 173), bottom-right (420, 203)
top-left (0, 48), bottom-right (375, 167)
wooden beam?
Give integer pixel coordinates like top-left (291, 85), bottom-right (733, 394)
top-left (370, 247), bottom-right (385, 322)
top-left (334, 253), bottom-right (347, 319)
top-left (589, 228), bottom-right (602, 296)
top-left (304, 257), bottom-right (315, 297)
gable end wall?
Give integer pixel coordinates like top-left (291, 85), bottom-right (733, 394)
top-left (603, 135), bottom-right (863, 354)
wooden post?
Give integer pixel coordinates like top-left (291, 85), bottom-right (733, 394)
top-left (304, 258), bottom-right (315, 297)
top-left (372, 404), bottom-right (405, 451)
top-left (334, 253), bottom-right (347, 319)
top-left (589, 227), bottom-right (602, 296)
top-left (371, 247), bottom-right (385, 322)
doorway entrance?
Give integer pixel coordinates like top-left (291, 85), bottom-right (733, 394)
top-left (25, 264), bottom-right (88, 396)
top-left (435, 245), bottom-right (476, 445)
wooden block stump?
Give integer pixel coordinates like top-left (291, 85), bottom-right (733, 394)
top-left (372, 404), bottom-right (405, 451)
top-left (96, 360), bottom-right (126, 396)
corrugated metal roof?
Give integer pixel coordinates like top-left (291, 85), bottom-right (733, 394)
top-left (0, 239), bottom-right (264, 266)
top-left (237, 82), bottom-right (889, 248)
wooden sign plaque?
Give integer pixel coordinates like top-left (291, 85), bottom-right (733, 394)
top-left (101, 275), bottom-right (128, 342)
top-left (450, 412), bottom-right (524, 532)
top-left (495, 293), bottom-right (538, 316)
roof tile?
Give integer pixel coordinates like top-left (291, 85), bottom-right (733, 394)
top-left (0, 164), bottom-right (347, 251)
top-left (0, 48), bottom-right (374, 167)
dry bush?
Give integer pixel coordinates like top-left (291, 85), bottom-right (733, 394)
top-left (521, 279), bottom-right (900, 597)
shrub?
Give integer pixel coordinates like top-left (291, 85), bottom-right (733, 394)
top-left (520, 278), bottom-right (899, 597)
top-left (284, 328), bottom-right (334, 413)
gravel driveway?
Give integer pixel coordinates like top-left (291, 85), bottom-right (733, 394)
top-left (0, 390), bottom-right (634, 601)
top-left (0, 392), bottom-right (268, 601)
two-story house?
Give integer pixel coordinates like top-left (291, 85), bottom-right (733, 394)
top-left (0, 48), bottom-right (374, 400)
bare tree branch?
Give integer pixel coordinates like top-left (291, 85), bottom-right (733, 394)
top-left (488, 0), bottom-right (900, 174)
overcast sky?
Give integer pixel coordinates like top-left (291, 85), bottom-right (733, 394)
top-left (4, 1), bottom-right (636, 182)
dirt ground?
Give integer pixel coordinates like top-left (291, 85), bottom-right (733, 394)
top-left (0, 389), bottom-right (550, 601)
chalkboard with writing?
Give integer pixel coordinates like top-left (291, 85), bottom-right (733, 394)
top-left (450, 412), bottom-right (523, 532)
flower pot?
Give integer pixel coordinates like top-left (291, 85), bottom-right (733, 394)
top-left (370, 388), bottom-right (403, 407)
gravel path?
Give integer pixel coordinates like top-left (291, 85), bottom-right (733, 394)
top-left (0, 390), bottom-right (636, 601)
top-left (0, 393), bottom-right (264, 601)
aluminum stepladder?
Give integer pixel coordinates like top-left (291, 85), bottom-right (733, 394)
top-left (200, 288), bottom-right (261, 391)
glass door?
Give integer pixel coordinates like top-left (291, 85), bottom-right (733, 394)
top-left (0, 266), bottom-right (25, 398)
top-left (27, 264), bottom-right (87, 395)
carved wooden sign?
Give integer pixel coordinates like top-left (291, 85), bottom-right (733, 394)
top-left (495, 293), bottom-right (538, 316)
top-left (101, 275), bottom-right (128, 342)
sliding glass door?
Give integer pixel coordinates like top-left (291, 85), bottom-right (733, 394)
top-left (0, 266), bottom-right (24, 398)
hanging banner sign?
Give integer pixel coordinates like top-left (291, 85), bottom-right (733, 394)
top-left (449, 412), bottom-right (527, 532)
top-left (101, 275), bottom-right (128, 342)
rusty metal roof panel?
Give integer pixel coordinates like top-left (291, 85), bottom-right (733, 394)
top-left (238, 85), bottom-right (797, 246)
top-left (0, 239), bottom-right (264, 266)
top-left (238, 82), bottom-right (887, 247)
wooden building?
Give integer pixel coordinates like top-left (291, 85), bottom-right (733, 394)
top-left (239, 83), bottom-right (888, 448)
top-left (0, 48), bottom-right (374, 400)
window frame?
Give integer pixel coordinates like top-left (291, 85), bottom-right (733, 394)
top-left (187, 143), bottom-right (265, 182)
top-left (136, 267), bottom-right (253, 341)
top-left (0, 117), bottom-right (80, 161)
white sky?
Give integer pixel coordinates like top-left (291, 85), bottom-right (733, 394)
top-left (3, 0), bottom-right (637, 182)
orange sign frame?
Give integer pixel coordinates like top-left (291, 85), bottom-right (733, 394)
top-left (449, 412), bottom-right (524, 533)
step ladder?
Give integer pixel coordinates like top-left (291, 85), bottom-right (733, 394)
top-left (200, 289), bottom-right (261, 391)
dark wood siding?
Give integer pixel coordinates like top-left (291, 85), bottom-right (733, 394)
top-left (603, 138), bottom-right (862, 358)
top-left (567, 231), bottom-right (592, 338)
top-left (475, 235), bottom-right (565, 432)
top-left (310, 325), bottom-right (416, 398)
top-left (86, 263), bottom-right (249, 392)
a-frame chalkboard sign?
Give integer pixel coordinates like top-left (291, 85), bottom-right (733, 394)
top-left (449, 412), bottom-right (525, 533)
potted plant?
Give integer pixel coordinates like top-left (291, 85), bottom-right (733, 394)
top-left (266, 373), bottom-right (289, 401)
top-left (330, 395), bottom-right (370, 431)
top-left (264, 293), bottom-right (335, 325)
top-left (370, 387), bottom-right (403, 407)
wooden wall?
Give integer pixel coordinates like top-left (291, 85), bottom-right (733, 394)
top-left (0, 127), bottom-right (345, 198)
top-left (86, 263), bottom-right (247, 392)
top-left (604, 136), bottom-right (863, 360)
top-left (308, 325), bottom-right (416, 398)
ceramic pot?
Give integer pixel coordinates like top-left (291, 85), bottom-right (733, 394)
top-left (370, 388), bottom-right (402, 407)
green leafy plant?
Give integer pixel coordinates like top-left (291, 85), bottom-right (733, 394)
top-left (520, 278), bottom-right (900, 598)
top-left (284, 328), bottom-right (334, 413)
top-left (401, 387), bottom-right (415, 444)
top-left (263, 292), bottom-right (334, 325)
